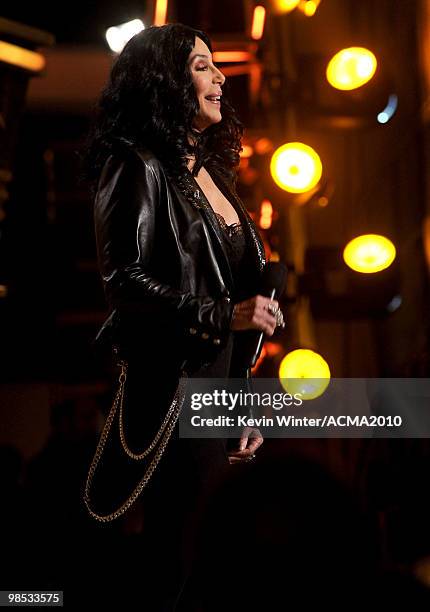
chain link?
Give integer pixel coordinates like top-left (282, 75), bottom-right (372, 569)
top-left (118, 363), bottom-right (186, 460)
top-left (83, 359), bottom-right (188, 523)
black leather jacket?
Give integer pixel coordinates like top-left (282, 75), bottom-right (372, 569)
top-left (92, 145), bottom-right (266, 378)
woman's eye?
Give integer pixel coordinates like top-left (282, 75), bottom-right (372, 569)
top-left (196, 65), bottom-right (208, 71)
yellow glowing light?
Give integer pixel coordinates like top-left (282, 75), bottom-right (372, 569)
top-left (279, 349), bottom-right (331, 400)
top-left (270, 142), bottom-right (322, 193)
top-left (213, 51), bottom-right (251, 63)
top-left (154, 0), bottom-right (168, 26)
top-left (259, 199), bottom-right (273, 229)
top-left (304, 1), bottom-right (317, 16)
top-left (298, 0), bottom-right (321, 15)
top-left (0, 40), bottom-right (45, 73)
top-left (343, 234), bottom-right (396, 273)
top-left (274, 0), bottom-right (300, 13)
top-left (326, 47), bottom-right (377, 91)
top-left (240, 145), bottom-right (254, 158)
top-left (251, 5), bottom-right (266, 40)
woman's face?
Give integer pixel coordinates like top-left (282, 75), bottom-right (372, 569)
top-left (188, 37), bottom-right (226, 132)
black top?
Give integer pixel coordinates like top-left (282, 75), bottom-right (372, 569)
top-left (188, 212), bottom-right (255, 378)
top-left (214, 211), bottom-right (253, 303)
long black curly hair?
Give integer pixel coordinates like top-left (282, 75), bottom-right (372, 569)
top-left (80, 23), bottom-right (244, 192)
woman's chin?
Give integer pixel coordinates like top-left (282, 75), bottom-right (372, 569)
top-left (206, 112), bottom-right (222, 126)
top-left (194, 116), bottom-right (222, 131)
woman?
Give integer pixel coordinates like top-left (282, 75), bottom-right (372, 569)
top-left (82, 23), bottom-right (284, 610)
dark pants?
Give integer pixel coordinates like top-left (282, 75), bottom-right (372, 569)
top-left (88, 357), bottom-right (231, 610)
top-left (138, 435), bottom-right (230, 610)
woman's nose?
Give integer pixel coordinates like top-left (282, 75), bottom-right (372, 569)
top-left (213, 65), bottom-right (225, 85)
top-left (215, 71), bottom-right (225, 86)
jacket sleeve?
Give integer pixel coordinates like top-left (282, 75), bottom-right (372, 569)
top-left (94, 150), bottom-right (234, 355)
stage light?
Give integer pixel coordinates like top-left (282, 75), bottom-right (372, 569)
top-left (326, 47), bottom-right (377, 91)
top-left (154, 0), bottom-right (168, 26)
top-left (279, 349), bottom-right (331, 400)
top-left (0, 40), bottom-right (45, 72)
top-left (105, 19), bottom-right (145, 54)
top-left (240, 145), bottom-right (254, 158)
top-left (377, 94), bottom-right (398, 124)
top-left (272, 0), bottom-right (300, 13)
top-left (213, 51), bottom-right (252, 63)
top-left (298, 0), bottom-right (321, 16)
top-left (270, 142), bottom-right (322, 193)
top-left (251, 5), bottom-right (266, 40)
top-left (255, 137), bottom-right (274, 155)
top-left (304, 1), bottom-right (317, 16)
top-left (343, 234), bottom-right (396, 273)
top-left (259, 199), bottom-right (273, 229)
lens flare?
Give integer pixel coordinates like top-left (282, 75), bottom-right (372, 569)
top-left (270, 142), bottom-right (322, 193)
top-left (326, 47), bottom-right (377, 91)
top-left (279, 349), bottom-right (331, 400)
top-left (343, 234), bottom-right (396, 273)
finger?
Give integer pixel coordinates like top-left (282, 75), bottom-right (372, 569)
top-left (252, 314), bottom-right (276, 335)
top-left (257, 302), bottom-right (277, 318)
top-left (245, 435), bottom-right (264, 452)
top-left (228, 448), bottom-right (255, 458)
top-left (257, 295), bottom-right (278, 310)
top-left (265, 323), bottom-right (275, 335)
top-left (228, 456), bottom-right (248, 464)
top-left (238, 425), bottom-right (257, 449)
top-left (239, 436), bottom-right (248, 451)
top-left (259, 307), bottom-right (277, 330)
top-left (262, 313), bottom-right (277, 329)
top-left (246, 439), bottom-right (263, 453)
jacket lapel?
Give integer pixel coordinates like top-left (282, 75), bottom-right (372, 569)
top-left (172, 168), bottom-right (235, 293)
top-left (169, 165), bottom-right (266, 296)
top-left (208, 168), bottom-right (266, 276)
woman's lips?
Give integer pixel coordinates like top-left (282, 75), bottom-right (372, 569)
top-left (204, 98), bottom-right (221, 106)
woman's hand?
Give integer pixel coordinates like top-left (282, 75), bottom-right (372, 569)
top-left (230, 295), bottom-right (282, 336)
top-left (227, 426), bottom-right (264, 465)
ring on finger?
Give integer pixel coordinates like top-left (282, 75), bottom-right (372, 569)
top-left (267, 302), bottom-right (278, 316)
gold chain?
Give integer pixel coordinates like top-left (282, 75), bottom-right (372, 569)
top-left (83, 359), bottom-right (188, 523)
top-left (118, 363), bottom-right (186, 460)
